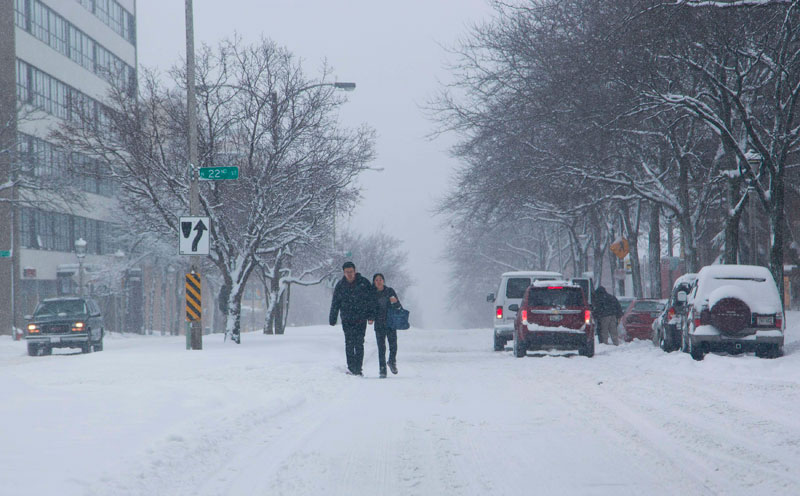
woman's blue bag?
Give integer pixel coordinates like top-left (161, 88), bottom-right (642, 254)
top-left (388, 305), bottom-right (410, 330)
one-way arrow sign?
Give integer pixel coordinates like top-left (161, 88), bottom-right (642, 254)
top-left (179, 216), bottom-right (210, 255)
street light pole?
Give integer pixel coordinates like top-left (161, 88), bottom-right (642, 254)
top-left (185, 0), bottom-right (202, 350)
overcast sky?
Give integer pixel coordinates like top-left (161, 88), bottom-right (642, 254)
top-left (136, 0), bottom-right (491, 328)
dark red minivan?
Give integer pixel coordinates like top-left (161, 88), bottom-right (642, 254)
top-left (512, 281), bottom-right (594, 357)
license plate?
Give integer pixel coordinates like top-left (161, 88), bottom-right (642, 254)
top-left (757, 316), bottom-right (774, 326)
top-left (50, 336), bottom-right (61, 343)
top-left (549, 315), bottom-right (563, 322)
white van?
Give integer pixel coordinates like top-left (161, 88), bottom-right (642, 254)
top-left (487, 271), bottom-right (562, 351)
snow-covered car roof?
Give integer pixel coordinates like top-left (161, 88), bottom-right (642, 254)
top-left (694, 265), bottom-right (781, 314)
top-left (502, 271), bottom-right (562, 278)
top-left (530, 280), bottom-right (579, 288)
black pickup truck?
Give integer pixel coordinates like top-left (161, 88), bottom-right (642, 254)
top-left (25, 297), bottom-right (105, 356)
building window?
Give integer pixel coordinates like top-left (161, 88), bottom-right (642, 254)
top-left (19, 208), bottom-right (35, 249)
top-left (76, 0), bottom-right (135, 44)
top-left (30, 0), bottom-right (48, 42)
top-left (14, 0), bottom-right (28, 30)
top-left (48, 11), bottom-right (69, 57)
top-left (16, 60), bottom-right (30, 103)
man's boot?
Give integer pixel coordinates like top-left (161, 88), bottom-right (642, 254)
top-left (388, 362), bottom-right (398, 375)
top-left (379, 365), bottom-right (387, 378)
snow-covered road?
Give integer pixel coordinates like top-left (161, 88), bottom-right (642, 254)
top-left (2, 314), bottom-right (800, 495)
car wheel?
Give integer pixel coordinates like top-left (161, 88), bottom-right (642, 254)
top-left (680, 327), bottom-right (689, 353)
top-left (94, 337), bottom-right (104, 352)
top-left (493, 334), bottom-right (504, 351)
top-left (756, 344), bottom-right (781, 359)
top-left (513, 334), bottom-right (526, 358)
top-left (659, 328), bottom-right (674, 353)
top-left (42, 345), bottom-right (52, 356)
top-left (689, 337), bottom-right (704, 361)
top-left (81, 341), bottom-right (92, 354)
top-left (579, 335), bottom-right (595, 358)
top-left (27, 342), bottom-right (39, 356)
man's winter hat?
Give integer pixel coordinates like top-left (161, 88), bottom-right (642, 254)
top-left (342, 261), bottom-right (356, 270)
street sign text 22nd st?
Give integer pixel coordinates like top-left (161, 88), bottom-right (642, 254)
top-left (199, 166), bottom-right (239, 181)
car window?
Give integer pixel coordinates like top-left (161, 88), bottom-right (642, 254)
top-left (34, 300), bottom-right (87, 317)
top-left (632, 300), bottom-right (664, 312)
top-left (505, 278), bottom-right (531, 299)
top-left (619, 299), bottom-right (633, 313)
top-left (527, 287), bottom-right (583, 307)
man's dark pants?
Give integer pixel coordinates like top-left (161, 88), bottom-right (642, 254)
top-left (375, 327), bottom-right (397, 370)
top-left (342, 320), bottom-right (367, 373)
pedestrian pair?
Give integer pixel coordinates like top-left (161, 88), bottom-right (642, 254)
top-left (329, 262), bottom-right (403, 378)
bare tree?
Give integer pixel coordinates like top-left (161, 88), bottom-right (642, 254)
top-left (53, 37), bottom-right (375, 343)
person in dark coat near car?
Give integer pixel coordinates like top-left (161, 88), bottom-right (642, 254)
top-left (371, 273), bottom-right (401, 378)
top-left (593, 286), bottom-right (623, 345)
top-left (329, 262), bottom-right (375, 375)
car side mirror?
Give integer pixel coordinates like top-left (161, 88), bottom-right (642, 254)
top-left (486, 292), bottom-right (495, 302)
top-left (676, 291), bottom-right (687, 303)
top-left (24, 314), bottom-right (32, 321)
top-left (508, 304), bottom-right (519, 312)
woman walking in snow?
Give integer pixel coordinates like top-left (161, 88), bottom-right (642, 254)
top-left (372, 273), bottom-right (401, 378)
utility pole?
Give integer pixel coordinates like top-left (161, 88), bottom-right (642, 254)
top-left (185, 0), bottom-right (202, 350)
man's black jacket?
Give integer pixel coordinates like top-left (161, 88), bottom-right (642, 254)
top-left (329, 273), bottom-right (375, 325)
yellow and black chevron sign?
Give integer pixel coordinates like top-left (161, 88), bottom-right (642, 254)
top-left (185, 273), bottom-right (202, 321)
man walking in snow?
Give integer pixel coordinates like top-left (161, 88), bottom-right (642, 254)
top-left (593, 286), bottom-right (623, 346)
top-left (329, 262), bottom-right (375, 375)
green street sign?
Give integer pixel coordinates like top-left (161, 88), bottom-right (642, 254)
top-left (0, 250), bottom-right (11, 258)
top-left (199, 166), bottom-right (239, 181)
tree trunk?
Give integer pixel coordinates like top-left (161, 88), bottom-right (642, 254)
top-left (224, 286), bottom-right (245, 343)
top-left (769, 170), bottom-right (785, 307)
top-left (679, 217), bottom-right (698, 273)
top-left (723, 175), bottom-right (744, 264)
top-left (649, 205), bottom-right (662, 298)
top-left (621, 205), bottom-right (644, 298)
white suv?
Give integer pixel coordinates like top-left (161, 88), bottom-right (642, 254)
top-left (682, 264), bottom-right (784, 360)
top-left (487, 271), bottom-right (562, 351)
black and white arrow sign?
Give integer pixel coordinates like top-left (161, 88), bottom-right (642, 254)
top-left (179, 216), bottom-right (210, 255)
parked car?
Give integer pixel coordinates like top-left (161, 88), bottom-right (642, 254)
top-left (25, 297), bottom-right (105, 356)
top-left (681, 265), bottom-right (784, 360)
top-left (651, 273), bottom-right (698, 352)
top-left (618, 296), bottom-right (635, 313)
top-left (488, 270), bottom-right (562, 351)
top-left (512, 280), bottom-right (595, 358)
top-left (620, 299), bottom-right (666, 341)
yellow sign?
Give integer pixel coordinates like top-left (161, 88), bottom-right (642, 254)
top-left (610, 238), bottom-right (630, 260)
top-left (185, 273), bottom-right (202, 321)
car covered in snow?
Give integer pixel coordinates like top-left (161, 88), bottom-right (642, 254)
top-left (681, 265), bottom-right (784, 360)
top-left (512, 280), bottom-right (595, 358)
top-left (487, 270), bottom-right (562, 351)
top-left (651, 273), bottom-right (698, 352)
top-left (620, 298), bottom-right (666, 341)
top-left (25, 297), bottom-right (105, 356)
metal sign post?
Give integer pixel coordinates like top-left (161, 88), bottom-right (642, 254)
top-left (185, 272), bottom-right (202, 350)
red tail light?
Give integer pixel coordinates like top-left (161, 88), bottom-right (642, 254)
top-left (496, 306), bottom-right (503, 320)
top-left (668, 307), bottom-right (676, 320)
top-left (584, 310), bottom-right (591, 324)
top-left (776, 313), bottom-right (783, 329)
top-left (694, 309), bottom-right (711, 328)
top-left (547, 286), bottom-right (564, 290)
top-left (521, 309), bottom-right (528, 323)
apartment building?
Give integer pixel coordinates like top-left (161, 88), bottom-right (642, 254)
top-left (0, 0), bottom-right (138, 334)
